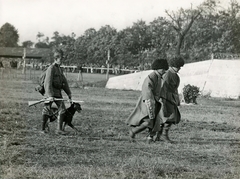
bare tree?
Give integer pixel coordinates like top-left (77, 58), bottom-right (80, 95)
top-left (165, 0), bottom-right (217, 56)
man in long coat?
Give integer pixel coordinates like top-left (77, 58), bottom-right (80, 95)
top-left (155, 56), bottom-right (185, 142)
top-left (126, 59), bottom-right (169, 143)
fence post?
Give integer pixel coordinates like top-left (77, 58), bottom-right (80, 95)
top-left (22, 48), bottom-right (26, 75)
top-left (106, 49), bottom-right (110, 80)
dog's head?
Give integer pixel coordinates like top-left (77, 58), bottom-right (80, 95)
top-left (71, 102), bottom-right (82, 113)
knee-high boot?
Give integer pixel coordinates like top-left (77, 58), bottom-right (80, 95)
top-left (163, 123), bottom-right (172, 142)
top-left (42, 115), bottom-right (49, 132)
top-left (154, 124), bottom-right (164, 141)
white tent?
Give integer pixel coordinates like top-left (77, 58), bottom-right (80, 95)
top-left (106, 59), bottom-right (240, 99)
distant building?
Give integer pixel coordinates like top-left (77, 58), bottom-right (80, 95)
top-left (0, 47), bottom-right (51, 69)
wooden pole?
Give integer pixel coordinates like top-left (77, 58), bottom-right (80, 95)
top-left (78, 70), bottom-right (83, 81)
top-left (106, 49), bottom-right (110, 80)
top-left (22, 48), bottom-right (26, 75)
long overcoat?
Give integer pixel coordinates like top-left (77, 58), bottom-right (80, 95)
top-left (126, 70), bottom-right (165, 131)
top-left (158, 67), bottom-right (181, 124)
top-left (44, 63), bottom-right (71, 98)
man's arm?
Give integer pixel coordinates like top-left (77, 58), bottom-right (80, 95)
top-left (141, 75), bottom-right (155, 119)
top-left (62, 73), bottom-right (72, 100)
top-left (44, 66), bottom-right (54, 97)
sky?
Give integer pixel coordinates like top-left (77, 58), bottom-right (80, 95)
top-left (0, 0), bottom-right (231, 44)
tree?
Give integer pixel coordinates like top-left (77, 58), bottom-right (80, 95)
top-left (36, 32), bottom-right (45, 42)
top-left (35, 32), bottom-right (50, 48)
top-left (127, 20), bottom-right (152, 55)
top-left (22, 40), bottom-right (34, 48)
top-left (35, 42), bottom-right (49, 48)
top-left (0, 22), bottom-right (19, 47)
top-left (50, 31), bottom-right (61, 47)
top-left (111, 29), bottom-right (135, 66)
top-left (86, 25), bottom-right (117, 65)
top-left (84, 28), bottom-right (97, 38)
top-left (148, 17), bottom-right (174, 58)
top-left (60, 34), bottom-right (76, 64)
top-left (75, 36), bottom-right (88, 64)
top-left (217, 0), bottom-right (240, 54)
top-left (182, 14), bottom-right (217, 62)
top-left (165, 0), bottom-right (217, 56)
top-left (75, 28), bottom-right (97, 65)
top-left (181, 0), bottom-right (240, 62)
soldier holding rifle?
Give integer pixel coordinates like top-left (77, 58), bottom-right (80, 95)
top-left (42, 49), bottom-right (72, 135)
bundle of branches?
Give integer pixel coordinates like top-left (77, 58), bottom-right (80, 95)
top-left (183, 84), bottom-right (200, 104)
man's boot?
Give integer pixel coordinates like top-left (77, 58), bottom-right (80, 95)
top-left (147, 129), bottom-right (155, 144)
top-left (129, 121), bottom-right (148, 140)
top-left (41, 115), bottom-right (49, 133)
top-left (154, 124), bottom-right (164, 142)
top-left (56, 113), bottom-right (67, 135)
top-left (163, 123), bottom-right (173, 143)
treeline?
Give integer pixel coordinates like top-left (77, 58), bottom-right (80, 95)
top-left (0, 0), bottom-right (240, 66)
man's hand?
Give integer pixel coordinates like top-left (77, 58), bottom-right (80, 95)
top-left (48, 97), bottom-right (54, 102)
top-left (44, 97), bottom-right (54, 103)
top-left (68, 94), bottom-right (72, 104)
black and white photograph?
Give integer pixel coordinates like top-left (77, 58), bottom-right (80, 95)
top-left (0, 0), bottom-right (239, 178)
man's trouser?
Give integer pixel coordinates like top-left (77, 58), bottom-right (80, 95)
top-left (42, 100), bottom-right (66, 131)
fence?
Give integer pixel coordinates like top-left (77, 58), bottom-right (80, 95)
top-left (0, 68), bottom-right (40, 81)
top-left (31, 65), bottom-right (137, 74)
top-left (0, 65), bottom-right (138, 82)
top-left (81, 67), bottom-right (136, 74)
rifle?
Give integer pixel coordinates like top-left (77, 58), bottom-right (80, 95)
top-left (28, 98), bottom-right (67, 107)
top-left (28, 98), bottom-right (84, 107)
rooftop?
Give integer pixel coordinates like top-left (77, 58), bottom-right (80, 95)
top-left (0, 47), bottom-right (51, 59)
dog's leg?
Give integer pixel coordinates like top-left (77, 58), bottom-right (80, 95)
top-left (42, 115), bottom-right (49, 133)
top-left (68, 123), bottom-right (78, 134)
top-left (73, 127), bottom-right (79, 135)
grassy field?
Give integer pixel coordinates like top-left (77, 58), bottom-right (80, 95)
top-left (0, 72), bottom-right (240, 179)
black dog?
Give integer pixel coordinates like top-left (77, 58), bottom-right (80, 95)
top-left (46, 102), bottom-right (82, 134)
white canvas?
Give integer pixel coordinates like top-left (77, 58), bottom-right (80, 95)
top-left (106, 59), bottom-right (240, 99)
